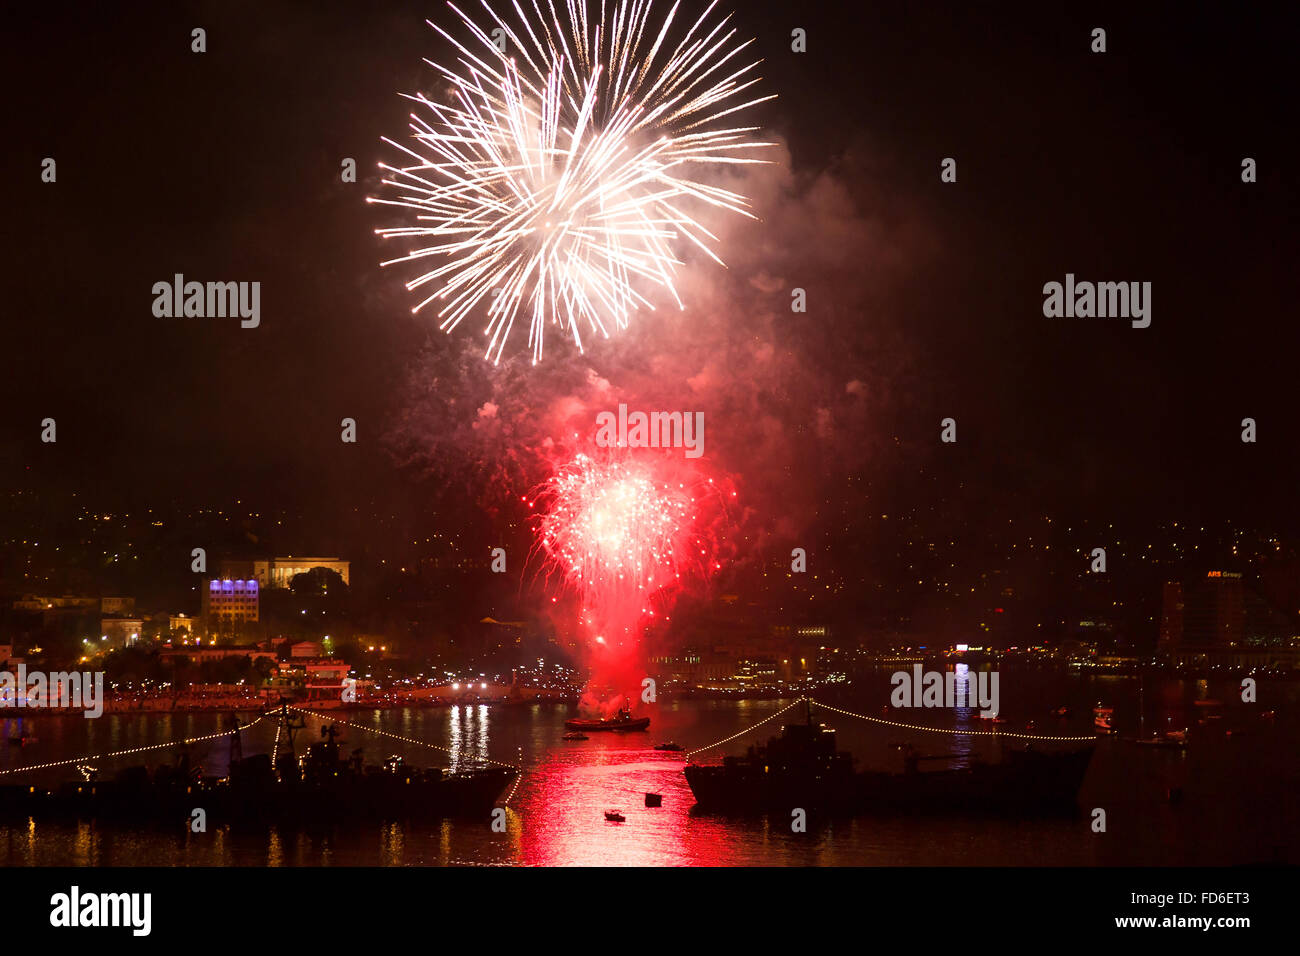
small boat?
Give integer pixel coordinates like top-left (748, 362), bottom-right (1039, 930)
top-left (1193, 700), bottom-right (1223, 724)
top-left (604, 809), bottom-right (625, 822)
top-left (562, 731), bottom-right (589, 741)
top-left (1050, 706), bottom-right (1072, 719)
top-left (1129, 686), bottom-right (1183, 747)
top-left (976, 713), bottom-right (1008, 725)
top-left (1260, 710), bottom-right (1276, 721)
top-left (1130, 732), bottom-right (1187, 749)
top-left (1093, 705), bottom-right (1114, 734)
top-left (654, 741), bottom-right (684, 752)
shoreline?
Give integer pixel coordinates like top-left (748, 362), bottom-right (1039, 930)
top-left (0, 690), bottom-right (809, 719)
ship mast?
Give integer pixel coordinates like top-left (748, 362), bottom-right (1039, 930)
top-left (226, 711), bottom-right (243, 765)
top-left (280, 699), bottom-right (305, 756)
top-left (1139, 674), bottom-right (1145, 738)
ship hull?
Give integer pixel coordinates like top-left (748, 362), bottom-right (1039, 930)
top-left (0, 766), bottom-right (516, 825)
top-left (563, 716), bottom-right (650, 732)
top-left (686, 746), bottom-right (1095, 817)
top-left (685, 763), bottom-right (859, 812)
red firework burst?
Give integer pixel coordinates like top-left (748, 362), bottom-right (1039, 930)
top-left (527, 452), bottom-right (720, 647)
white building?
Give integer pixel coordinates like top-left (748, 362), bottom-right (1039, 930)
top-left (219, 557), bottom-right (350, 589)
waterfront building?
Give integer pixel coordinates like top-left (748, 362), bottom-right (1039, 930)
top-left (201, 578), bottom-right (260, 636)
top-left (218, 557), bottom-right (351, 589)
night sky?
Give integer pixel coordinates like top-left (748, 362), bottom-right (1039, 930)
top-left (5, 0), bottom-right (1299, 546)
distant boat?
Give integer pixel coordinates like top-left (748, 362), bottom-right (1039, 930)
top-left (654, 742), bottom-right (684, 752)
top-left (1128, 680), bottom-right (1183, 747)
top-left (565, 704), bottom-right (650, 733)
top-left (1130, 731), bottom-right (1186, 749)
top-left (604, 809), bottom-right (626, 822)
top-left (1050, 706), bottom-right (1072, 719)
top-left (562, 731), bottom-right (589, 741)
top-left (1093, 705), bottom-right (1114, 733)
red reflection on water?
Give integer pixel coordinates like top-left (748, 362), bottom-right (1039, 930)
top-left (515, 735), bottom-right (739, 866)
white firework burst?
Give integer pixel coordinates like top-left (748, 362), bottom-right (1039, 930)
top-left (369, 0), bottom-right (775, 364)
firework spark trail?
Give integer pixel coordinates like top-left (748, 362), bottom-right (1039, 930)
top-left (369, 0), bottom-right (775, 364)
top-left (527, 452), bottom-right (720, 651)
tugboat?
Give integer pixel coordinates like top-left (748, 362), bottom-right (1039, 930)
top-left (684, 701), bottom-right (1095, 816)
top-left (564, 700), bottom-right (650, 733)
